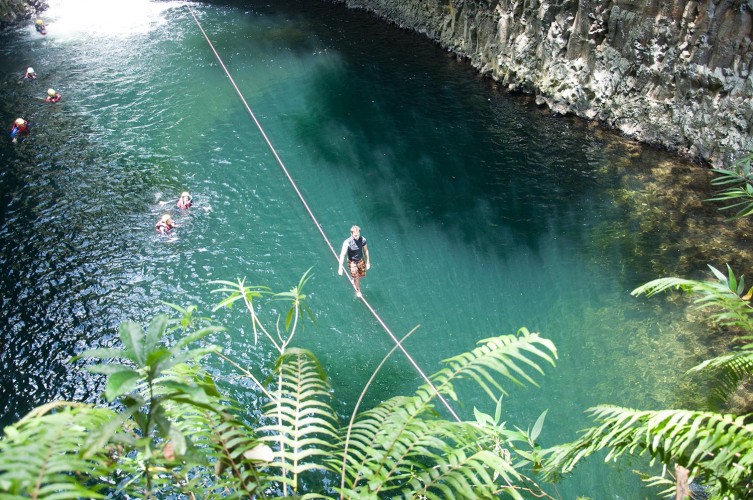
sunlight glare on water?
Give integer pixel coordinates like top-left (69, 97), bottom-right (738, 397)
top-left (43, 0), bottom-right (181, 37)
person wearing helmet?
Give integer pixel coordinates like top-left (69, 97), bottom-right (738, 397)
top-left (24, 67), bottom-right (36, 80)
top-left (155, 214), bottom-right (176, 235)
top-left (45, 88), bottom-right (61, 103)
top-left (35, 19), bottom-right (47, 35)
top-left (10, 118), bottom-right (29, 143)
top-left (177, 191), bottom-right (192, 209)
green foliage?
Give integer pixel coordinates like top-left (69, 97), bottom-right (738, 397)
top-left (542, 406), bottom-right (753, 498)
top-left (708, 153), bottom-right (753, 219)
top-left (634, 264), bottom-right (753, 401)
top-left (0, 273), bottom-right (558, 498)
top-left (632, 264), bottom-right (753, 332)
top-left (72, 313), bottom-right (229, 498)
top-left (210, 268), bottom-right (314, 354)
top-left (337, 329), bottom-right (557, 499)
top-left (175, 401), bottom-right (271, 498)
top-left (546, 264), bottom-right (753, 499)
top-left (690, 347), bottom-right (753, 404)
top-left (258, 347), bottom-right (339, 496)
top-left (0, 402), bottom-right (115, 499)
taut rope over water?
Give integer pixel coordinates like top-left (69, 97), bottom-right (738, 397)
top-left (182, 1), bottom-right (462, 423)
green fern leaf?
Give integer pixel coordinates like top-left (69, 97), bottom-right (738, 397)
top-left (257, 348), bottom-right (339, 496)
top-left (542, 405), bottom-right (753, 498)
top-left (343, 332), bottom-right (555, 497)
top-left (0, 403), bottom-right (114, 498)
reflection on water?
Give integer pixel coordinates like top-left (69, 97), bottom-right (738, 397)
top-left (1, 0), bottom-right (750, 497)
top-left (43, 0), bottom-right (181, 37)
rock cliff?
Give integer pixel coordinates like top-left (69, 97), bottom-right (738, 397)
top-left (331, 0), bottom-right (753, 166)
top-left (0, 0), bottom-right (46, 28)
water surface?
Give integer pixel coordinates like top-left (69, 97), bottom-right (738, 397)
top-left (0, 0), bottom-right (737, 497)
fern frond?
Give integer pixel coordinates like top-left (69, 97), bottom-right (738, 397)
top-left (346, 415), bottom-right (527, 498)
top-left (407, 448), bottom-right (523, 499)
top-left (542, 405), bottom-right (753, 498)
top-left (360, 410), bottom-right (448, 493)
top-left (81, 361), bottom-right (268, 499)
top-left (631, 277), bottom-right (698, 297)
top-left (690, 345), bottom-right (753, 401)
top-left (336, 398), bottom-right (409, 481)
top-left (423, 329), bottom-right (557, 404)
top-left (709, 157), bottom-right (753, 219)
top-left (632, 266), bottom-right (753, 331)
top-left (343, 331), bottom-right (555, 496)
top-left (0, 403), bottom-right (115, 498)
top-left (257, 348), bottom-right (339, 495)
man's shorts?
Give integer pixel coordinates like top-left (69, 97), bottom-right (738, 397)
top-left (349, 259), bottom-right (366, 278)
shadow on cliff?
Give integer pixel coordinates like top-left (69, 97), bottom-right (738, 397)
top-left (199, 0), bottom-right (743, 280)
top-left (288, 33), bottom-right (621, 262)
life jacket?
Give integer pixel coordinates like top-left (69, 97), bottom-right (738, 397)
top-left (177, 197), bottom-right (192, 209)
top-left (346, 235), bottom-right (366, 262)
top-left (46, 94), bottom-right (61, 102)
top-left (11, 122), bottom-right (28, 137)
top-left (156, 221), bottom-right (173, 234)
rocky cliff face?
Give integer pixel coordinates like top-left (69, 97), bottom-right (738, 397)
top-left (0, 0), bottom-right (46, 28)
top-left (332, 0), bottom-right (753, 166)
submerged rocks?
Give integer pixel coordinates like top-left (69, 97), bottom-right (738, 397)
top-left (330, 0), bottom-right (753, 167)
top-left (0, 0), bottom-right (48, 29)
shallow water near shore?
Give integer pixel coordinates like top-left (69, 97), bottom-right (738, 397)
top-left (0, 0), bottom-right (746, 497)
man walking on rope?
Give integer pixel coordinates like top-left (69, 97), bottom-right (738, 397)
top-left (338, 225), bottom-right (370, 298)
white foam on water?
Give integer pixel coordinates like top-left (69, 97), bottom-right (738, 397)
top-left (41, 0), bottom-right (184, 39)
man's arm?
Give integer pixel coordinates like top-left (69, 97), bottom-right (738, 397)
top-left (338, 240), bottom-right (348, 275)
top-left (364, 244), bottom-right (370, 270)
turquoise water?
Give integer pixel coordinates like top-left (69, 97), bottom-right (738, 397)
top-left (0, 0), bottom-right (722, 497)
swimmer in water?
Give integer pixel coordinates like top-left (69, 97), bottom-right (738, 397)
top-left (35, 19), bottom-right (47, 35)
top-left (155, 214), bottom-right (176, 235)
top-left (177, 191), bottom-right (192, 209)
top-left (45, 88), bottom-right (61, 103)
top-left (24, 67), bottom-right (36, 80)
top-left (10, 118), bottom-right (29, 143)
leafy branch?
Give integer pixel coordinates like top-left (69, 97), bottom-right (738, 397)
top-left (708, 153), bottom-right (753, 219)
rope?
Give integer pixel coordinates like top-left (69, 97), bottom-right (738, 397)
top-left (182, 1), bottom-right (462, 423)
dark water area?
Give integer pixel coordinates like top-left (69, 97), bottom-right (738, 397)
top-left (1, 0), bottom-right (750, 497)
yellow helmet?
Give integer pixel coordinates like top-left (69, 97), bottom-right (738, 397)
top-left (47, 88), bottom-right (56, 96)
top-left (15, 118), bottom-right (25, 125)
top-left (36, 19), bottom-right (43, 25)
top-left (161, 214), bottom-right (171, 223)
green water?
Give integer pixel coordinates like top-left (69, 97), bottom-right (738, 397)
top-left (0, 0), bottom-right (725, 497)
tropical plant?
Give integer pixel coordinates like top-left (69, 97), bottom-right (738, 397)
top-left (335, 329), bottom-right (555, 499)
top-left (707, 152), bottom-right (753, 219)
top-left (0, 402), bottom-right (115, 498)
top-left (542, 265), bottom-right (753, 499)
top-left (210, 273), bottom-right (559, 498)
top-left (0, 272), bottom-right (559, 498)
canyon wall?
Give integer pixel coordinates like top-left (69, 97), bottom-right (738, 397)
top-left (0, 0), bottom-right (46, 28)
top-left (332, 0), bottom-right (753, 166)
